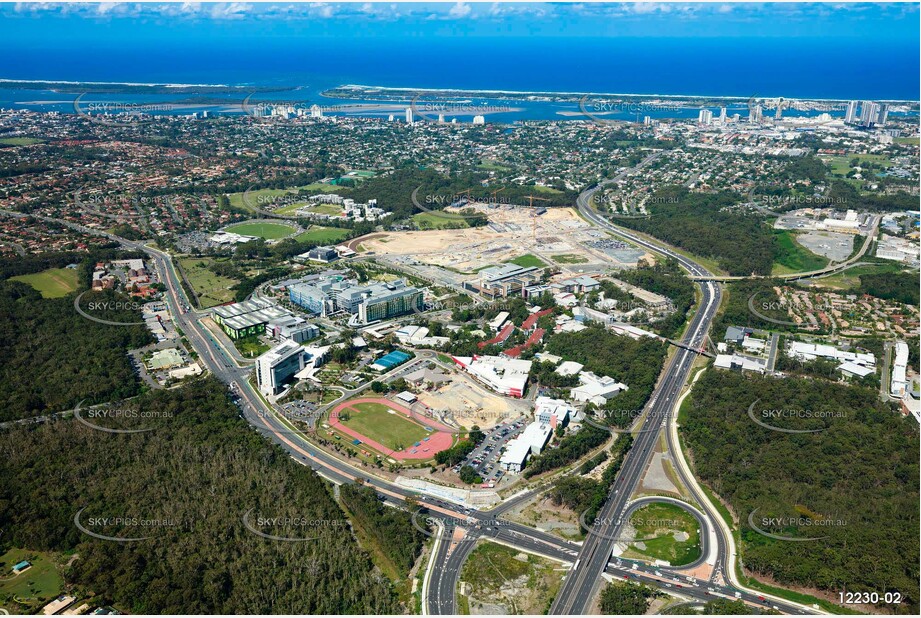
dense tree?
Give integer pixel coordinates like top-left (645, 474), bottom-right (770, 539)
top-left (598, 580), bottom-right (658, 614)
top-left (615, 186), bottom-right (777, 276)
top-left (857, 272), bottom-right (920, 306)
top-left (339, 484), bottom-right (423, 577)
top-left (681, 370), bottom-right (919, 614)
top-left (523, 425), bottom-right (609, 478)
top-left (545, 326), bottom-right (667, 428)
top-left (0, 281), bottom-right (152, 422)
top-left (0, 379), bottom-right (398, 614)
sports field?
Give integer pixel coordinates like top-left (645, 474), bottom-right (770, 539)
top-left (10, 267), bottom-right (78, 298)
top-left (228, 183), bottom-right (348, 212)
top-left (0, 137), bottom-right (45, 146)
top-left (224, 221), bottom-right (298, 239)
top-left (329, 397), bottom-right (454, 460)
top-left (295, 226), bottom-right (350, 244)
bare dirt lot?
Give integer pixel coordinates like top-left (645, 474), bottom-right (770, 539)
top-left (360, 206), bottom-right (652, 272)
top-left (416, 372), bottom-right (530, 430)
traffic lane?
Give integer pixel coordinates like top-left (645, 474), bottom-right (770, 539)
top-left (43, 213), bottom-right (762, 610)
top-left (551, 341), bottom-right (708, 612)
top-left (149, 211), bottom-right (748, 611)
top-left (428, 523), bottom-right (457, 615)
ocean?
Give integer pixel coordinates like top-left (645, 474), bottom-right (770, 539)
top-left (0, 37), bottom-right (917, 122)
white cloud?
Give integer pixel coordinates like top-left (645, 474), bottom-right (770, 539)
top-left (448, 2), bottom-right (471, 19)
top-left (209, 2), bottom-right (251, 21)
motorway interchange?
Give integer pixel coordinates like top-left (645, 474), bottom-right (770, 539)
top-left (42, 160), bottom-right (826, 615)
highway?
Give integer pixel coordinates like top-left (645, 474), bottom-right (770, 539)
top-left (549, 154), bottom-right (721, 615)
top-left (548, 159), bottom-right (820, 615)
top-left (20, 203), bottom-right (821, 616)
top-left (688, 214), bottom-right (880, 282)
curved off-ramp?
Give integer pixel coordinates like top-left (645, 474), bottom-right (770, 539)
top-left (616, 496), bottom-right (714, 571)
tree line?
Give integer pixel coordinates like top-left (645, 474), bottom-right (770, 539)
top-left (0, 378), bottom-right (399, 614)
top-left (681, 369), bottom-right (919, 614)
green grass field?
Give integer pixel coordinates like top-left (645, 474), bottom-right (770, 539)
top-left (529, 185), bottom-right (564, 195)
top-left (413, 211), bottom-right (470, 230)
top-left (345, 170), bottom-right (376, 179)
top-left (228, 183), bottom-right (349, 213)
top-left (625, 502), bottom-right (701, 567)
top-left (771, 230), bottom-right (830, 275)
top-left (340, 401), bottom-right (432, 451)
top-left (826, 154), bottom-right (893, 177)
top-left (224, 221), bottom-right (298, 239)
top-left (0, 137), bottom-right (45, 146)
top-left (476, 160), bottom-right (513, 172)
top-left (551, 254), bottom-right (589, 264)
top-left (0, 548), bottom-right (64, 611)
top-left (177, 257), bottom-right (239, 308)
top-left (506, 254), bottom-right (546, 268)
top-left (235, 338), bottom-right (271, 359)
top-left (295, 226), bottom-right (350, 244)
top-left (294, 203), bottom-right (342, 216)
top-left (10, 267), bottom-right (78, 298)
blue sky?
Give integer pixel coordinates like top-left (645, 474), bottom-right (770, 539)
top-left (1, 2), bottom-right (919, 41)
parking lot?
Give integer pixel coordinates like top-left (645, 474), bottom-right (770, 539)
top-left (453, 417), bottom-right (527, 487)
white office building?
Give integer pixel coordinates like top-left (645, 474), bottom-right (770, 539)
top-left (499, 420), bottom-right (554, 473)
top-left (697, 109), bottom-right (713, 125)
top-left (570, 371), bottom-right (628, 406)
top-left (534, 396), bottom-right (574, 426)
top-left (714, 354), bottom-right (767, 373)
top-left (452, 355), bottom-right (532, 398)
top-left (891, 341), bottom-right (910, 398)
top-left (256, 341), bottom-right (306, 396)
top-left (844, 100), bottom-right (858, 124)
top-left (405, 106), bottom-right (414, 124)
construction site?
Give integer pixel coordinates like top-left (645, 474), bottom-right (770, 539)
top-left (405, 362), bottom-right (530, 430)
top-left (359, 205), bottom-right (653, 278)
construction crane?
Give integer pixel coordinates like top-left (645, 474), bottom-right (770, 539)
top-left (488, 187), bottom-right (505, 206)
top-left (521, 195), bottom-right (550, 241)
